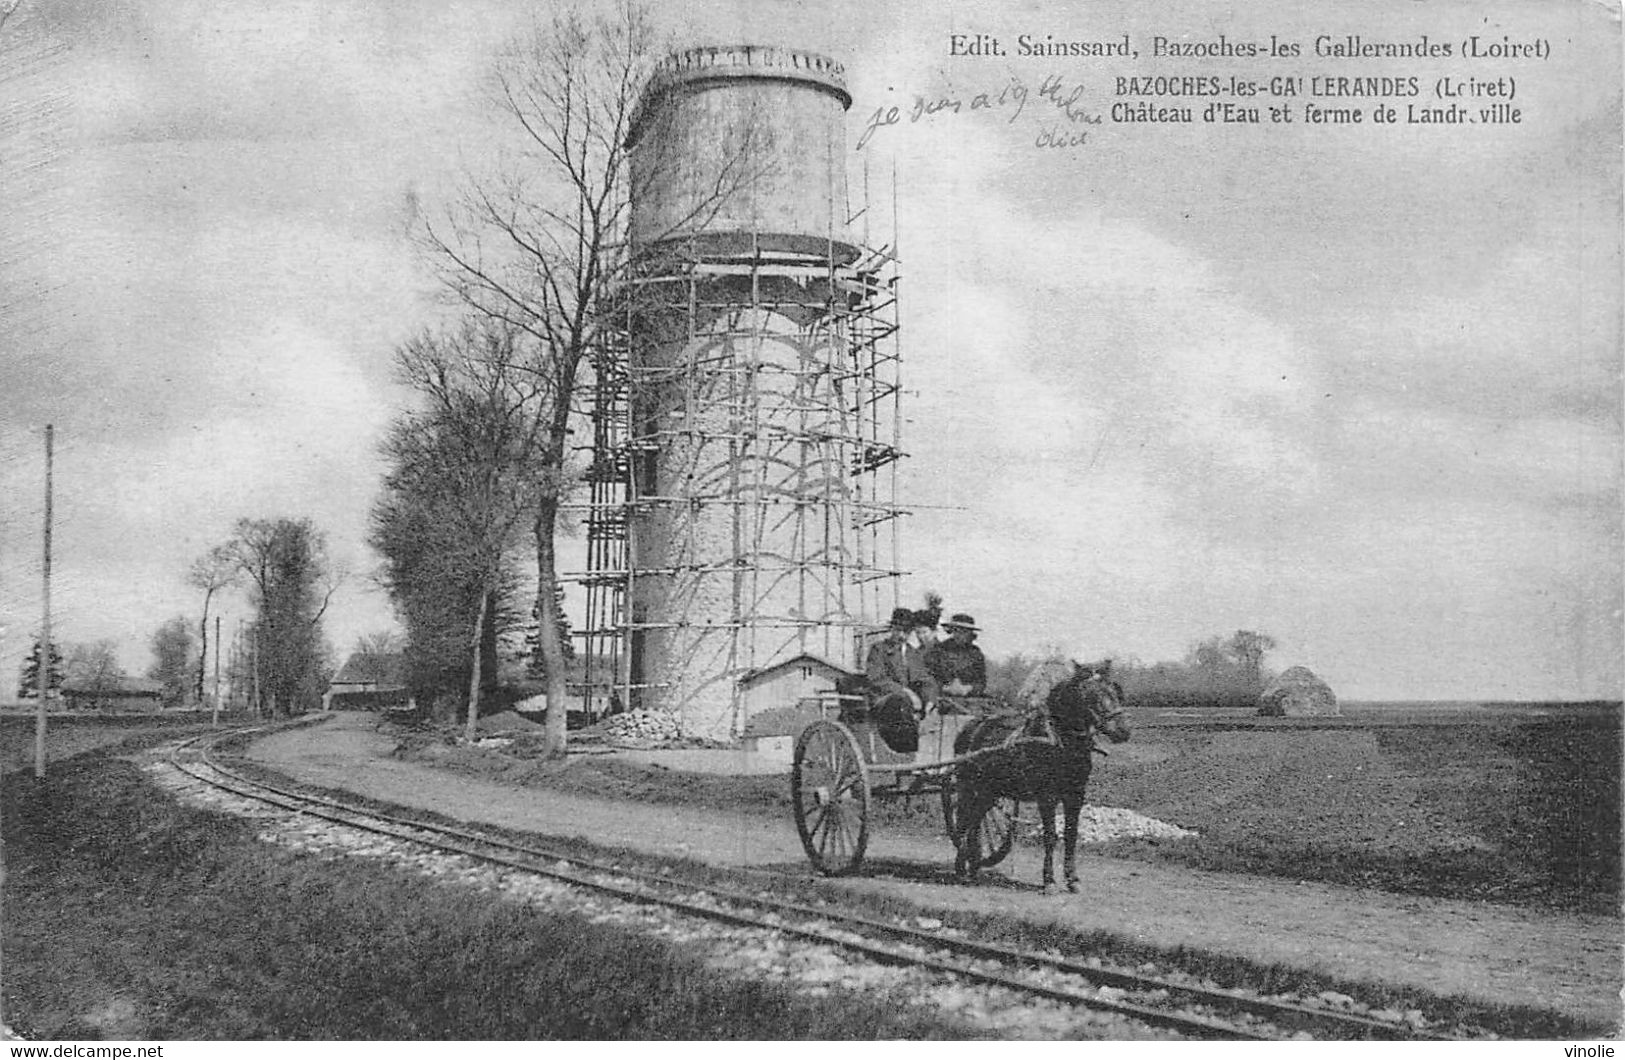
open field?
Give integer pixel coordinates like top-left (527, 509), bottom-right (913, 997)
top-left (1090, 705), bottom-right (1620, 911)
top-left (0, 713), bottom-right (250, 775)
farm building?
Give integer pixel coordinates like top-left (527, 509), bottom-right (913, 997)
top-left (736, 653), bottom-right (854, 723)
top-left (737, 653), bottom-right (856, 760)
top-left (61, 676), bottom-right (163, 712)
top-left (325, 652), bottom-right (410, 712)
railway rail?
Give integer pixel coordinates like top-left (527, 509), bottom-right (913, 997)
top-left (165, 725), bottom-right (1480, 1042)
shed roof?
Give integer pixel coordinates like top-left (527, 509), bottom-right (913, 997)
top-left (62, 676), bottom-right (162, 696)
top-left (737, 653), bottom-right (853, 688)
top-left (331, 652), bottom-right (409, 688)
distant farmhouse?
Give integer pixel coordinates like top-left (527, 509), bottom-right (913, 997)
top-left (325, 653), bottom-right (410, 712)
top-left (61, 676), bottom-right (163, 712)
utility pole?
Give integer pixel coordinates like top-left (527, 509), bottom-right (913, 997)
top-left (252, 622), bottom-right (262, 718)
top-left (232, 618), bottom-right (244, 711)
top-left (212, 613), bottom-right (222, 726)
top-left (35, 424), bottom-right (53, 780)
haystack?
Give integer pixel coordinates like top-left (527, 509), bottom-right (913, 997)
top-left (1257, 666), bottom-right (1340, 717)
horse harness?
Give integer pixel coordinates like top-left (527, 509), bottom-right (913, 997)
top-left (1000, 675), bottom-right (1121, 757)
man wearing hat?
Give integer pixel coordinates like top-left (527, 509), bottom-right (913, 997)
top-left (864, 606), bottom-right (939, 751)
top-left (928, 613), bottom-right (988, 698)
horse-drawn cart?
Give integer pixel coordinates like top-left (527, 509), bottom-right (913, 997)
top-left (788, 662), bottom-right (1131, 885)
top-left (789, 693), bottom-right (1019, 876)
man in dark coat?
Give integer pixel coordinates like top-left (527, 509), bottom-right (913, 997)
top-left (864, 606), bottom-right (938, 751)
top-left (928, 612), bottom-right (988, 698)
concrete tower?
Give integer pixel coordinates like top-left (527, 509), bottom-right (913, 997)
top-left (605, 44), bottom-right (894, 740)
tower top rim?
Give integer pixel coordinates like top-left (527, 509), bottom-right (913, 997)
top-left (628, 44), bottom-right (852, 147)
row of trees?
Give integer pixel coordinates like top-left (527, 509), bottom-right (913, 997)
top-left (987, 630), bottom-right (1280, 711)
top-left (17, 634), bottom-right (186, 708)
top-left (1117, 630), bottom-right (1280, 710)
top-left (16, 514), bottom-right (339, 716)
top-left (370, 323), bottom-right (551, 740)
top-left (17, 622), bottom-right (206, 709)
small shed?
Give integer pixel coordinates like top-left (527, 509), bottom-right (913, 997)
top-left (326, 652), bottom-right (410, 711)
top-left (737, 653), bottom-right (854, 754)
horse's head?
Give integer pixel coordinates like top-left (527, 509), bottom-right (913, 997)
top-left (1061, 659), bottom-right (1130, 744)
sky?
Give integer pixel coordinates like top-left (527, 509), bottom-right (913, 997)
top-left (1, 0), bottom-right (1620, 702)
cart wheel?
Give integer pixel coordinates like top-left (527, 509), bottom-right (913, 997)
top-left (953, 795), bottom-right (1019, 869)
top-left (792, 720), bottom-right (871, 875)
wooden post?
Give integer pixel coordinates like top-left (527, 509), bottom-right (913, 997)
top-left (212, 613), bottom-right (222, 726)
top-left (35, 424), bottom-right (53, 779)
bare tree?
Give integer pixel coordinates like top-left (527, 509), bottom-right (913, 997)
top-left (188, 545), bottom-right (236, 706)
top-left (63, 640), bottom-right (126, 706)
top-left (148, 616), bottom-right (195, 709)
top-left (353, 630), bottom-right (406, 656)
top-left (1226, 629), bottom-right (1278, 691)
top-left (425, 1), bottom-right (768, 756)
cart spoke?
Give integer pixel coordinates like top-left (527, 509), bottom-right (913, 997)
top-left (802, 800), bottom-right (829, 837)
top-left (816, 807), bottom-right (841, 858)
top-left (810, 806), bottom-right (833, 853)
top-left (793, 721), bottom-right (868, 875)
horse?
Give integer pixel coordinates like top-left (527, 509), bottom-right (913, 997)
top-left (949, 659), bottom-right (1131, 893)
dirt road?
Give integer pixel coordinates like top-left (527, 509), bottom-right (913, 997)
top-left (247, 712), bottom-right (1622, 1027)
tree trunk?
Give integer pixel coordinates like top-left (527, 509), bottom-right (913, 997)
top-left (464, 587), bottom-right (489, 743)
top-left (535, 499), bottom-right (569, 759)
top-left (252, 625), bottom-right (263, 718)
top-left (196, 588), bottom-right (214, 706)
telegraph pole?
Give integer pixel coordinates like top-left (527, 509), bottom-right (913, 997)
top-left (212, 613), bottom-right (222, 726)
top-left (233, 618), bottom-right (245, 711)
top-left (35, 424), bottom-right (53, 780)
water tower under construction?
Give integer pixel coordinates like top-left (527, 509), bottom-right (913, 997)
top-left (569, 44), bottom-right (907, 740)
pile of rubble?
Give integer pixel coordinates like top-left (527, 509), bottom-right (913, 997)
top-left (600, 709), bottom-right (683, 745)
top-left (1021, 805), bottom-right (1198, 844)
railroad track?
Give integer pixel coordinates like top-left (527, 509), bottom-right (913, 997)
top-left (166, 726), bottom-right (1475, 1042)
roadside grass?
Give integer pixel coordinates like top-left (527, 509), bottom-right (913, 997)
top-left (1, 752), bottom-right (990, 1041)
top-left (216, 751), bottom-right (1608, 1040)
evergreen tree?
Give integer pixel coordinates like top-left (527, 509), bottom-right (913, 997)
top-left (17, 638), bottom-right (64, 699)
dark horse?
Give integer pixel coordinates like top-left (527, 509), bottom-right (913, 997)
top-left (950, 659), bottom-right (1131, 893)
